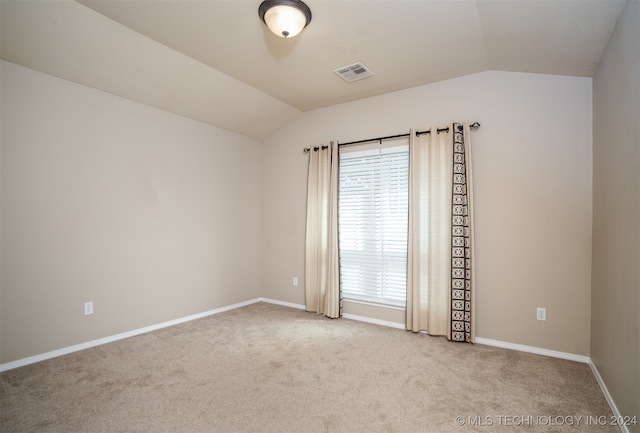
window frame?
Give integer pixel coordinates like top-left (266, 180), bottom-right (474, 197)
top-left (338, 143), bottom-right (409, 308)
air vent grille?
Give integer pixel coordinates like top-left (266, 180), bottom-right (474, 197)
top-left (334, 62), bottom-right (374, 83)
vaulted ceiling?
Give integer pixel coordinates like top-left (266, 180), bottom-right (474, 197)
top-left (0, 0), bottom-right (628, 139)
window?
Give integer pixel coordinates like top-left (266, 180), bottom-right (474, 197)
top-left (338, 145), bottom-right (409, 307)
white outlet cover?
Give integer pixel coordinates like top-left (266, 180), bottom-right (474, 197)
top-left (84, 302), bottom-right (94, 315)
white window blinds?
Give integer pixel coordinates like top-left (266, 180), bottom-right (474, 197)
top-left (338, 145), bottom-right (409, 306)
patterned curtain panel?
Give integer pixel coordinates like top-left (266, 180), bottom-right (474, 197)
top-left (450, 123), bottom-right (475, 342)
top-left (304, 141), bottom-right (342, 319)
top-left (406, 123), bottom-right (475, 342)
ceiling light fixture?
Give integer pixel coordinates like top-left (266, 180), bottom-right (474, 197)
top-left (258, 0), bottom-right (312, 39)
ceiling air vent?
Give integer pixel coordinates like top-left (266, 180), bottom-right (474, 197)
top-left (334, 62), bottom-right (374, 83)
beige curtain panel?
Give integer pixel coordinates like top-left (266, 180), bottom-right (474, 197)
top-left (406, 123), bottom-right (475, 342)
top-left (304, 141), bottom-right (342, 319)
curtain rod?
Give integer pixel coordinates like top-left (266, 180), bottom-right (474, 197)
top-left (304, 122), bottom-right (480, 153)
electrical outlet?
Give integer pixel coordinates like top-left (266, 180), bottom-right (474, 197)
top-left (536, 307), bottom-right (546, 321)
top-left (84, 302), bottom-right (94, 316)
top-left (293, 277), bottom-right (299, 287)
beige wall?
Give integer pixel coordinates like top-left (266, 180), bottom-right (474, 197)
top-left (263, 70), bottom-right (593, 356)
top-left (0, 61), bottom-right (263, 364)
top-left (592, 0), bottom-right (640, 428)
top-left (1, 64), bottom-right (595, 364)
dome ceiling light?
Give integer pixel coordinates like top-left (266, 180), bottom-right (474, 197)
top-left (258, 0), bottom-right (312, 39)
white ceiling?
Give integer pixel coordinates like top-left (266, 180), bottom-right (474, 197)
top-left (0, 0), bottom-right (627, 139)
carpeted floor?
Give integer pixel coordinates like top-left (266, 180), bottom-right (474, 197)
top-left (1, 302), bottom-right (617, 433)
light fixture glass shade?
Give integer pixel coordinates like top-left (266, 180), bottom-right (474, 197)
top-left (259, 0), bottom-right (312, 39)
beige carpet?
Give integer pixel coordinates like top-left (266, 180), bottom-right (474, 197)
top-left (1, 302), bottom-right (617, 433)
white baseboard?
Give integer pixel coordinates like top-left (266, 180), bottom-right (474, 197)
top-left (260, 297), bottom-right (305, 310)
top-left (342, 313), bottom-right (406, 330)
top-left (0, 296), bottom-right (626, 432)
top-left (474, 337), bottom-right (590, 363)
top-left (259, 299), bottom-right (592, 363)
top-left (1, 299), bottom-right (593, 371)
top-left (260, 298), bottom-right (406, 330)
top-left (589, 360), bottom-right (629, 433)
top-left (0, 298), bottom-right (262, 372)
